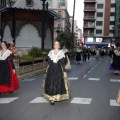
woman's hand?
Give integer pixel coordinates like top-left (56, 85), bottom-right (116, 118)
top-left (64, 72), bottom-right (67, 78)
top-left (13, 69), bottom-right (15, 73)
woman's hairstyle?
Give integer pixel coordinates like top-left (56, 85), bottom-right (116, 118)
top-left (7, 43), bottom-right (11, 48)
top-left (54, 40), bottom-right (60, 44)
top-left (2, 41), bottom-right (8, 47)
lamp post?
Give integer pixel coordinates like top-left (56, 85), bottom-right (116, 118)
top-left (41, 0), bottom-right (46, 50)
top-left (72, 0), bottom-right (76, 47)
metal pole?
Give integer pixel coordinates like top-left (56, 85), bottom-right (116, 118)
top-left (72, 0), bottom-right (76, 48)
top-left (41, 0), bottom-right (46, 50)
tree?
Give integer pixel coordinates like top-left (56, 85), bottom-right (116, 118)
top-left (56, 31), bottom-right (75, 49)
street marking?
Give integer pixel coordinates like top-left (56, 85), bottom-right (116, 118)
top-left (0, 97), bottom-right (19, 104)
top-left (70, 97), bottom-right (92, 104)
top-left (29, 97), bottom-right (49, 103)
top-left (68, 77), bottom-right (78, 80)
top-left (110, 100), bottom-right (120, 106)
top-left (23, 78), bottom-right (35, 82)
top-left (110, 79), bottom-right (120, 83)
top-left (87, 60), bottom-right (101, 74)
top-left (83, 75), bottom-right (87, 78)
top-left (88, 78), bottom-right (100, 81)
top-left (88, 69), bottom-right (92, 73)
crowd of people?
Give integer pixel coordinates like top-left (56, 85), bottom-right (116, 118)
top-left (0, 40), bottom-right (120, 105)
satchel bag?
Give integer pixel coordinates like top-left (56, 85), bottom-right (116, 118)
top-left (65, 55), bottom-right (71, 70)
top-left (116, 89), bottom-right (120, 104)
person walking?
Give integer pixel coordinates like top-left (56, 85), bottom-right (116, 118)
top-left (62, 46), bottom-right (71, 70)
top-left (0, 41), bottom-right (19, 95)
top-left (82, 49), bottom-right (87, 62)
top-left (109, 44), bottom-right (120, 75)
top-left (86, 49), bottom-right (90, 61)
top-left (42, 41), bottom-right (70, 105)
top-left (75, 47), bottom-right (82, 64)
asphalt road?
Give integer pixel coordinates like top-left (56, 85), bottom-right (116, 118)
top-left (0, 56), bottom-right (120, 120)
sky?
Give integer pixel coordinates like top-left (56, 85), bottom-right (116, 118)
top-left (67, 0), bottom-right (84, 30)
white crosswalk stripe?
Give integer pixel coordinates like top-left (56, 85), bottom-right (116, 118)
top-left (29, 97), bottom-right (49, 103)
top-left (0, 97), bottom-right (19, 104)
top-left (23, 78), bottom-right (36, 82)
top-left (70, 97), bottom-right (92, 104)
top-left (88, 78), bottom-right (100, 81)
top-left (110, 100), bottom-right (120, 107)
top-left (110, 79), bottom-right (120, 83)
top-left (68, 77), bottom-right (78, 81)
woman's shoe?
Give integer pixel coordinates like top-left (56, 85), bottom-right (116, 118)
top-left (50, 101), bottom-right (55, 105)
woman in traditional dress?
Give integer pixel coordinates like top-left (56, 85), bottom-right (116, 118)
top-left (0, 41), bottom-right (19, 95)
top-left (42, 41), bottom-right (70, 105)
top-left (109, 45), bottom-right (120, 75)
top-left (8, 42), bottom-right (18, 59)
top-left (62, 46), bottom-right (71, 70)
top-left (82, 49), bottom-right (87, 62)
top-left (86, 49), bottom-right (90, 61)
top-left (75, 47), bottom-right (82, 64)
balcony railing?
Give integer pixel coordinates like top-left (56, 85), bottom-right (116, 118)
top-left (84, 0), bottom-right (96, 2)
top-left (84, 7), bottom-right (96, 11)
top-left (84, 16), bottom-right (96, 20)
top-left (84, 24), bottom-right (95, 28)
top-left (83, 33), bottom-right (94, 36)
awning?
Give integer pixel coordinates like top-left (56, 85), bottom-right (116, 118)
top-left (48, 10), bottom-right (63, 20)
top-left (86, 43), bottom-right (108, 47)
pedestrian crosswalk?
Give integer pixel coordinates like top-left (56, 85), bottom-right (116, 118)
top-left (0, 97), bottom-right (119, 107)
top-left (0, 78), bottom-right (120, 106)
top-left (88, 78), bottom-right (100, 81)
top-left (29, 97), bottom-right (49, 103)
top-left (110, 79), bottom-right (120, 83)
top-left (0, 97), bottom-right (19, 104)
top-left (68, 77), bottom-right (78, 81)
top-left (110, 100), bottom-right (120, 107)
top-left (70, 97), bottom-right (92, 104)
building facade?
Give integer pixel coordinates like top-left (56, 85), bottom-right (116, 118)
top-left (47, 0), bottom-right (71, 40)
top-left (0, 0), bottom-right (60, 48)
top-left (114, 0), bottom-right (120, 45)
top-left (83, 0), bottom-right (115, 47)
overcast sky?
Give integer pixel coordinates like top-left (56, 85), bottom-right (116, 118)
top-left (67, 0), bottom-right (84, 30)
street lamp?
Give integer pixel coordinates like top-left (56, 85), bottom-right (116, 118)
top-left (41, 0), bottom-right (46, 50)
top-left (72, 0), bottom-right (76, 47)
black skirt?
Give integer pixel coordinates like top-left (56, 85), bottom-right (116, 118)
top-left (0, 60), bottom-right (11, 86)
top-left (42, 60), bottom-right (70, 101)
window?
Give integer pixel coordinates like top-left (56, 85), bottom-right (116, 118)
top-left (97, 4), bottom-right (103, 9)
top-left (96, 29), bottom-right (102, 34)
top-left (111, 4), bottom-right (115, 7)
top-left (96, 21), bottom-right (102, 26)
top-left (110, 21), bottom-right (114, 25)
top-left (109, 30), bottom-right (114, 34)
top-left (26, 0), bottom-right (33, 7)
top-left (97, 12), bottom-right (103, 17)
top-left (58, 11), bottom-right (62, 16)
top-left (60, 2), bottom-right (65, 7)
top-left (0, 0), bottom-right (6, 7)
top-left (110, 12), bottom-right (115, 16)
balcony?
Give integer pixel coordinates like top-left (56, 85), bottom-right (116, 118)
top-left (84, 7), bottom-right (96, 11)
top-left (84, 0), bottom-right (96, 2)
top-left (83, 16), bottom-right (96, 21)
top-left (83, 33), bottom-right (94, 36)
top-left (84, 24), bottom-right (95, 28)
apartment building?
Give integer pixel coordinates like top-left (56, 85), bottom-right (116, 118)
top-left (114, 0), bottom-right (120, 45)
top-left (83, 0), bottom-right (115, 47)
top-left (47, 0), bottom-right (71, 39)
